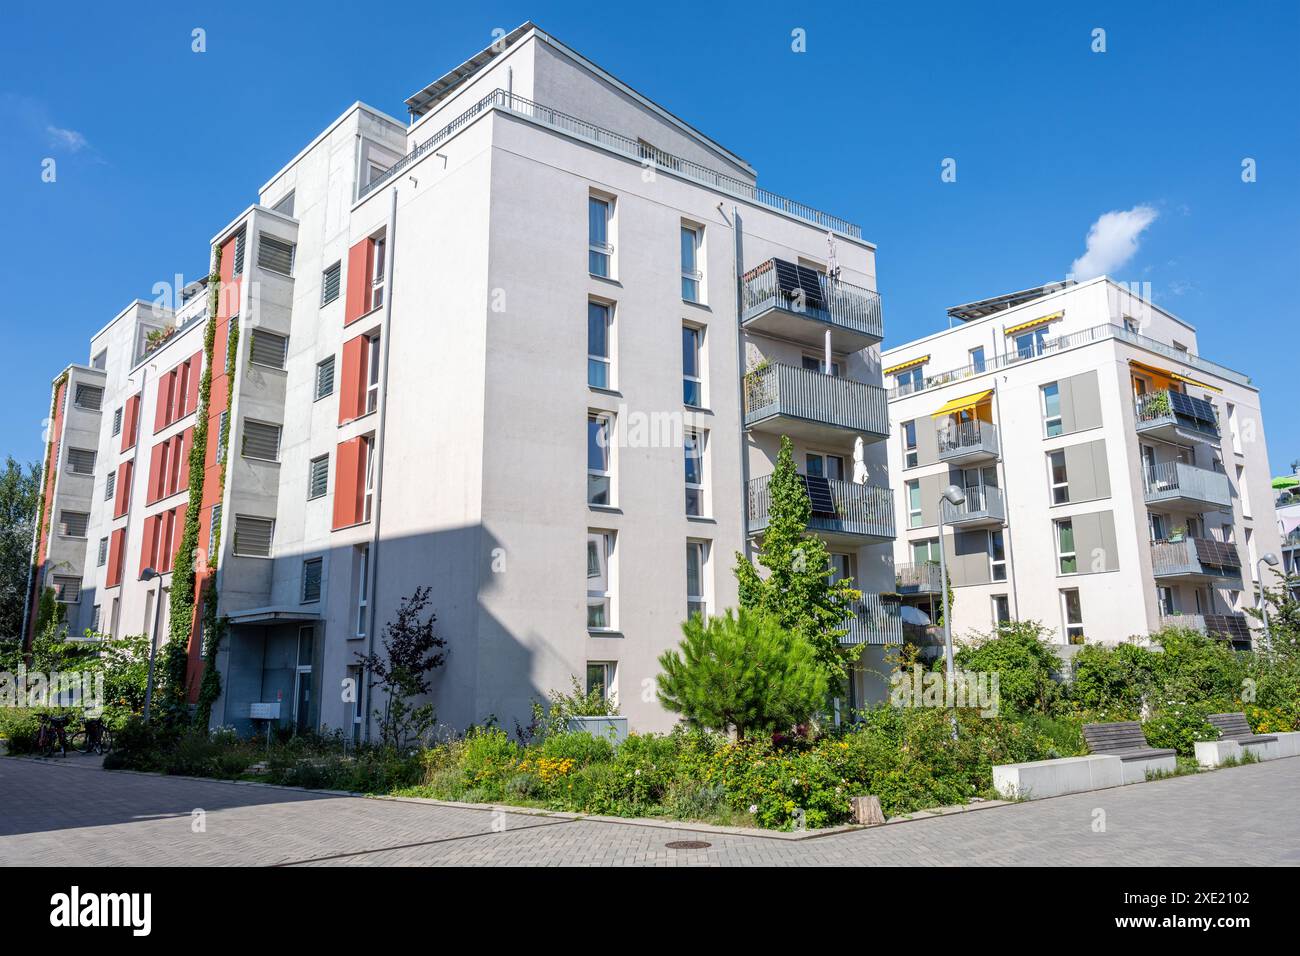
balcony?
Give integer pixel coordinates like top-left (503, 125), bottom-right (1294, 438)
top-left (895, 562), bottom-right (943, 595)
top-left (841, 594), bottom-right (903, 646)
top-left (1134, 390), bottom-right (1220, 445)
top-left (1143, 461), bottom-right (1232, 513)
top-left (1150, 537), bottom-right (1242, 585)
top-left (936, 420), bottom-right (1000, 465)
top-left (744, 363), bottom-right (888, 445)
top-left (1159, 613), bottom-right (1252, 646)
top-left (941, 485), bottom-right (1006, 529)
top-left (747, 474), bottom-right (894, 546)
top-left (740, 259), bottom-right (883, 352)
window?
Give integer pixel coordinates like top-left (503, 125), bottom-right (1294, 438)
top-left (74, 384), bottom-right (103, 410)
top-left (1014, 326), bottom-right (1047, 360)
top-left (992, 594), bottom-right (1011, 624)
top-left (988, 529), bottom-right (1007, 581)
top-left (250, 329), bottom-right (288, 369)
top-left (315, 356), bottom-right (335, 400)
top-left (895, 366), bottom-right (924, 395)
top-left (802, 354), bottom-right (841, 376)
top-left (969, 346), bottom-right (986, 372)
top-left (1048, 449), bottom-right (1069, 503)
top-left (105, 470), bottom-right (116, 502)
top-left (588, 195), bottom-right (612, 277)
top-left (686, 541), bottom-right (708, 620)
top-left (59, 511), bottom-right (89, 538)
top-left (97, 537), bottom-right (108, 567)
top-left (321, 261), bottom-right (341, 306)
top-left (308, 455), bottom-right (329, 500)
top-left (1041, 382), bottom-right (1062, 436)
top-left (233, 515), bottom-right (274, 557)
top-left (366, 333), bottom-right (381, 414)
top-left (685, 430), bottom-right (706, 517)
top-left (241, 420), bottom-right (282, 461)
top-left (1157, 586), bottom-right (1175, 616)
top-left (92, 350), bottom-right (107, 370)
top-left (588, 301), bottom-right (612, 389)
top-left (371, 236), bottom-right (387, 309)
top-left (232, 229), bottom-right (246, 276)
top-left (1055, 519), bottom-right (1077, 574)
top-left (682, 325), bottom-right (703, 406)
top-left (112, 407), bottom-right (122, 436)
top-left (587, 412), bottom-right (613, 506)
top-left (208, 504), bottom-right (221, 560)
top-left (257, 233), bottom-right (295, 275)
top-left (587, 531), bottom-right (615, 629)
top-left (912, 538), bottom-right (940, 564)
top-left (362, 435), bottom-right (376, 522)
top-left (216, 410), bottom-right (228, 463)
top-left (52, 575), bottom-right (82, 604)
top-left (681, 224), bottom-right (701, 301)
top-left (907, 479), bottom-right (922, 528)
top-left (806, 452), bottom-right (845, 481)
top-left (902, 420), bottom-right (918, 468)
top-left (67, 447), bottom-right (96, 474)
top-left (355, 544), bottom-right (370, 637)
top-left (1061, 589), bottom-right (1085, 644)
top-left (301, 558), bottom-right (323, 603)
top-left (90, 604), bottom-right (102, 634)
top-left (586, 662), bottom-right (615, 702)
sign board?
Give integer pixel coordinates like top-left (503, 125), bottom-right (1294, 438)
top-left (249, 702), bottom-right (281, 720)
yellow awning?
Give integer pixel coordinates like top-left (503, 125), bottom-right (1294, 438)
top-left (1171, 371), bottom-right (1223, 393)
top-left (931, 389), bottom-right (994, 418)
top-left (884, 354), bottom-right (929, 376)
top-left (1129, 360), bottom-right (1222, 393)
top-left (1005, 311), bottom-right (1063, 335)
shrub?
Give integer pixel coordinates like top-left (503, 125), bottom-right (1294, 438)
top-left (1068, 642), bottom-right (1158, 713)
top-left (952, 620), bottom-right (1063, 716)
top-left (0, 709), bottom-right (45, 754)
top-left (539, 730), bottom-right (615, 767)
top-left (102, 717), bottom-right (176, 771)
top-left (1142, 700), bottom-right (1219, 756)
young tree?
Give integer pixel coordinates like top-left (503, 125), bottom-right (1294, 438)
top-left (0, 456), bottom-right (42, 650)
top-left (657, 608), bottom-right (827, 740)
top-left (734, 436), bottom-right (861, 689)
top-left (354, 586), bottom-right (447, 748)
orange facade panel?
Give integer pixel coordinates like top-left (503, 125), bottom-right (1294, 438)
top-left (344, 238), bottom-right (375, 326)
top-left (332, 438), bottom-right (365, 530)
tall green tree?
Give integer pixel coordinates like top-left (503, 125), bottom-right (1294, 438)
top-left (734, 436), bottom-right (860, 688)
top-left (0, 456), bottom-right (42, 649)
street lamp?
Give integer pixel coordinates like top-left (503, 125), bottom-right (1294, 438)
top-left (936, 483), bottom-right (966, 740)
top-left (1257, 552), bottom-right (1280, 654)
top-left (140, 567), bottom-right (165, 721)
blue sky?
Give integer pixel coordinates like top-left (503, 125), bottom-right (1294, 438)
top-left (1, 1), bottom-right (1296, 473)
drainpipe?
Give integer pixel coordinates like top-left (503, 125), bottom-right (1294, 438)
top-left (362, 185), bottom-right (399, 743)
top-left (992, 379), bottom-right (1021, 621)
top-left (728, 204), bottom-right (751, 561)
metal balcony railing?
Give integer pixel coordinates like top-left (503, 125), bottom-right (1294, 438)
top-left (936, 420), bottom-right (1000, 461)
top-left (841, 594), bottom-right (903, 646)
top-left (895, 562), bottom-right (943, 594)
top-left (743, 363), bottom-right (888, 438)
top-left (1150, 537), bottom-right (1242, 581)
top-left (1142, 460), bottom-right (1232, 510)
top-left (747, 474), bottom-right (895, 541)
top-left (739, 259), bottom-right (883, 341)
top-left (941, 485), bottom-right (1006, 525)
top-left (360, 90), bottom-right (863, 238)
top-left (1134, 389), bottom-right (1220, 442)
top-left (1159, 613), bottom-right (1251, 644)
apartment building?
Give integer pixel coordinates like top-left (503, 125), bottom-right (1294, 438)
top-left (1275, 473), bottom-right (1300, 597)
top-left (27, 22), bottom-right (898, 735)
top-left (882, 277), bottom-right (1280, 651)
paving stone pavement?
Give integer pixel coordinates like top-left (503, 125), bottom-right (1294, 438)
top-left (3, 754), bottom-right (1298, 866)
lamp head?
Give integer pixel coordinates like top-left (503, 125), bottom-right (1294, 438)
top-left (942, 484), bottom-right (966, 506)
top-left (1262, 552), bottom-right (1280, 567)
top-left (140, 567), bottom-right (159, 582)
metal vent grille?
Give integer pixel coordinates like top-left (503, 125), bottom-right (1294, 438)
top-left (321, 262), bottom-right (341, 306)
top-left (233, 515), bottom-right (274, 557)
top-left (250, 329), bottom-right (288, 369)
top-left (257, 233), bottom-right (295, 276)
top-left (241, 420), bottom-right (281, 461)
top-left (67, 447), bottom-right (96, 474)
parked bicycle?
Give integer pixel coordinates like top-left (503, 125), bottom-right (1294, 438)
top-left (36, 713), bottom-right (71, 758)
top-left (68, 716), bottom-right (112, 755)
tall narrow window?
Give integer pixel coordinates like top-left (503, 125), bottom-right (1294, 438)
top-left (355, 544), bottom-right (370, 637)
top-left (895, 366), bottom-right (924, 395)
top-left (216, 410), bottom-right (229, 463)
top-left (208, 504), bottom-right (221, 560)
top-left (586, 662), bottom-right (615, 701)
top-left (907, 479), bottom-right (922, 528)
top-left (366, 333), bottom-right (381, 414)
top-left (588, 196), bottom-right (612, 277)
top-left (371, 237), bottom-right (386, 309)
top-left (988, 529), bottom-right (1007, 581)
top-left (1041, 382), bottom-right (1062, 437)
top-left (686, 540), bottom-right (708, 620)
top-left (97, 537), bottom-right (108, 566)
top-left (969, 346), bottom-right (986, 372)
top-left (902, 420), bottom-right (918, 468)
top-left (992, 594), bottom-right (1011, 624)
top-left (1061, 589), bottom-right (1085, 644)
top-left (587, 412), bottom-right (613, 506)
top-left (684, 429), bottom-right (706, 516)
top-left (1055, 519), bottom-right (1077, 574)
top-left (588, 301), bottom-right (611, 389)
top-left (1048, 449), bottom-right (1069, 503)
top-left (806, 452), bottom-right (845, 480)
top-left (362, 435), bottom-right (376, 522)
top-left (105, 470), bottom-right (116, 502)
top-left (682, 325), bottom-right (703, 406)
top-left (587, 531), bottom-right (615, 629)
top-left (112, 407), bottom-right (123, 437)
top-left (681, 224), bottom-right (701, 301)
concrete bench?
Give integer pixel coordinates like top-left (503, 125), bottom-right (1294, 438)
top-left (1083, 721), bottom-right (1177, 784)
top-left (1201, 713), bottom-right (1279, 763)
top-left (993, 755), bottom-right (1123, 800)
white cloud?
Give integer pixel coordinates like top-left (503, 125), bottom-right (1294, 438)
top-left (46, 125), bottom-right (88, 152)
top-left (1069, 205), bottom-right (1159, 280)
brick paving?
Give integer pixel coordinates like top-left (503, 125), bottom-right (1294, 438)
top-left (3, 754), bottom-right (1298, 866)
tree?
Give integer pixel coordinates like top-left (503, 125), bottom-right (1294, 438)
top-left (657, 609), bottom-right (827, 740)
top-left (354, 587), bottom-right (447, 747)
top-left (0, 456), bottom-right (41, 650)
top-left (734, 436), bottom-right (860, 689)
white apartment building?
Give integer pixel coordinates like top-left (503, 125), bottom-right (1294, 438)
top-left (27, 22), bottom-right (899, 736)
top-left (882, 277), bottom-right (1281, 651)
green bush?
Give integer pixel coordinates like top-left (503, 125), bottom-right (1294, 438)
top-left (1069, 642), bottom-right (1157, 713)
top-left (952, 621), bottom-right (1063, 716)
top-left (539, 730), bottom-right (615, 767)
top-left (0, 709), bottom-right (46, 754)
top-left (1141, 700), bottom-right (1219, 756)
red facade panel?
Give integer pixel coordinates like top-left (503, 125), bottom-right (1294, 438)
top-left (106, 527), bottom-right (126, 588)
top-left (332, 438), bottom-right (365, 530)
top-left (113, 460), bottom-right (133, 519)
top-left (344, 239), bottom-right (375, 326)
top-left (121, 393), bottom-right (141, 452)
top-left (338, 335), bottom-right (368, 424)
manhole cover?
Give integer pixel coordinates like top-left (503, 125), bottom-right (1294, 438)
top-left (665, 840), bottom-right (711, 850)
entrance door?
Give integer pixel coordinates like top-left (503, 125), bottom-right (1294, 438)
top-left (293, 626), bottom-right (314, 735)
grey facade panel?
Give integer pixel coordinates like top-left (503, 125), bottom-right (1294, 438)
top-left (1064, 438), bottom-right (1111, 503)
top-left (1061, 370), bottom-right (1102, 434)
top-left (1072, 509), bottom-right (1119, 573)
top-left (945, 529), bottom-right (991, 586)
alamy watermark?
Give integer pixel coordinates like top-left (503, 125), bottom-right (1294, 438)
top-left (889, 664), bottom-right (1000, 717)
top-left (0, 666), bottom-right (105, 715)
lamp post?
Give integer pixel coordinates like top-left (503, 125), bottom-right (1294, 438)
top-left (140, 567), bottom-right (164, 721)
top-left (1257, 552), bottom-right (1280, 654)
top-left (936, 484), bottom-right (967, 740)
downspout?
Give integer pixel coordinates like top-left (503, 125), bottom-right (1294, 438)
top-left (992, 379), bottom-right (1021, 620)
top-left (362, 185), bottom-right (399, 743)
top-left (728, 204), bottom-right (751, 561)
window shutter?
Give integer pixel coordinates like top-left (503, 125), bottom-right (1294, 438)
top-left (338, 335), bottom-right (368, 424)
top-left (257, 234), bottom-right (295, 275)
top-left (344, 239), bottom-right (375, 325)
top-left (232, 230), bottom-right (246, 275)
top-left (302, 558), bottom-right (323, 602)
top-left (112, 407), bottom-right (123, 436)
top-left (250, 329), bottom-right (288, 369)
top-left (59, 511), bottom-right (89, 537)
top-left (316, 356), bottom-right (335, 400)
top-left (67, 448), bottom-right (96, 474)
top-left (208, 503), bottom-right (222, 560)
top-left (234, 515), bottom-right (275, 557)
top-left (332, 438), bottom-right (366, 530)
top-left (107, 528), bottom-right (126, 587)
top-left (121, 394), bottom-right (140, 451)
top-left (105, 470), bottom-right (116, 501)
top-left (53, 576), bottom-right (82, 603)
top-left (185, 353), bottom-right (202, 415)
top-left (216, 410), bottom-right (228, 464)
top-left (154, 372), bottom-right (174, 432)
top-left (241, 420), bottom-right (281, 461)
top-left (163, 504), bottom-right (186, 573)
top-left (147, 441), bottom-right (167, 503)
top-left (321, 262), bottom-right (341, 306)
top-left (97, 537), bottom-right (108, 566)
top-left (114, 460), bottom-right (133, 518)
top-left (308, 455), bottom-right (329, 499)
top-left (75, 384), bottom-right (103, 410)
top-left (139, 515), bottom-right (159, 578)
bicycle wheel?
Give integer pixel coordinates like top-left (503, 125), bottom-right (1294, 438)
top-left (67, 729), bottom-right (88, 753)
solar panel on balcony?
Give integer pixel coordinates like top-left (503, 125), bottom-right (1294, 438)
top-left (773, 259), bottom-right (825, 312)
top-left (1169, 391), bottom-right (1217, 427)
top-left (802, 475), bottom-right (837, 517)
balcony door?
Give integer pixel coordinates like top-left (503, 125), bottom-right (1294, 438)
top-left (806, 452), bottom-right (845, 481)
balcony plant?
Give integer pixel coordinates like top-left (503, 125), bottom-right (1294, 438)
top-left (1145, 390), bottom-right (1172, 417)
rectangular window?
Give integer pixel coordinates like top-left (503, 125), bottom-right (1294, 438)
top-left (586, 662), bottom-right (615, 702)
top-left (802, 354), bottom-right (841, 376)
top-left (355, 544), bottom-right (370, 637)
top-left (1157, 586), bottom-right (1175, 616)
top-left (912, 538), bottom-right (940, 564)
top-left (1048, 449), bottom-right (1069, 504)
top-left (586, 531), bottom-right (615, 629)
top-left (902, 420), bottom-right (918, 468)
top-left (321, 261), bottom-right (341, 306)
top-left (1014, 327), bottom-right (1047, 360)
top-left (111, 407), bottom-right (123, 436)
top-left (362, 435), bottom-right (376, 523)
top-left (257, 233), bottom-right (295, 275)
top-left (232, 230), bottom-right (246, 276)
top-left (366, 333), bottom-right (381, 414)
top-left (686, 540), bottom-right (708, 620)
top-left (250, 329), bottom-right (288, 369)
top-left (587, 412), bottom-right (613, 506)
top-left (105, 469), bottom-right (116, 501)
top-left (241, 420), bottom-right (282, 461)
top-left (301, 558), bottom-right (323, 603)
top-left (370, 236), bottom-right (386, 310)
top-left (895, 366), bottom-right (924, 395)
top-left (308, 455), bottom-right (329, 500)
top-left (74, 384), bottom-right (103, 411)
top-left (315, 356), bottom-right (335, 400)
top-left (681, 224), bottom-right (701, 301)
top-left (969, 346), bottom-right (986, 372)
top-left (992, 594), bottom-right (1011, 624)
top-left (90, 604), bottom-right (102, 634)
top-left (1061, 589), bottom-right (1085, 644)
top-left (907, 479), bottom-right (922, 528)
top-left (97, 536), bottom-right (108, 566)
top-left (1041, 382), bottom-right (1063, 437)
top-left (588, 301), bottom-right (612, 389)
top-left (988, 529), bottom-right (1007, 581)
top-left (588, 196), bottom-right (612, 277)
top-left (682, 325), bottom-right (703, 406)
top-left (52, 575), bottom-right (82, 604)
top-left (684, 429), bottom-right (706, 517)
top-left (806, 452), bottom-right (845, 481)
top-left (59, 511), bottom-right (89, 538)
top-left (216, 410), bottom-right (229, 463)
top-left (1056, 519), bottom-right (1077, 574)
top-left (208, 504), bottom-right (221, 560)
top-left (233, 515), bottom-right (274, 558)
top-left (67, 447), bottom-right (96, 474)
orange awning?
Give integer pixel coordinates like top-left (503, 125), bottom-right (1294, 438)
top-left (931, 389), bottom-right (994, 418)
top-left (884, 354), bottom-right (929, 376)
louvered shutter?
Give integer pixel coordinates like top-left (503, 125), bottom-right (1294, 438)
top-left (242, 420), bottom-right (281, 461)
top-left (250, 329), bottom-right (288, 369)
top-left (234, 515), bottom-right (275, 557)
top-left (257, 234), bottom-right (295, 275)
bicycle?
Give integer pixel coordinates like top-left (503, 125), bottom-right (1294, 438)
top-left (68, 716), bottom-right (112, 755)
top-left (35, 713), bottom-right (71, 758)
